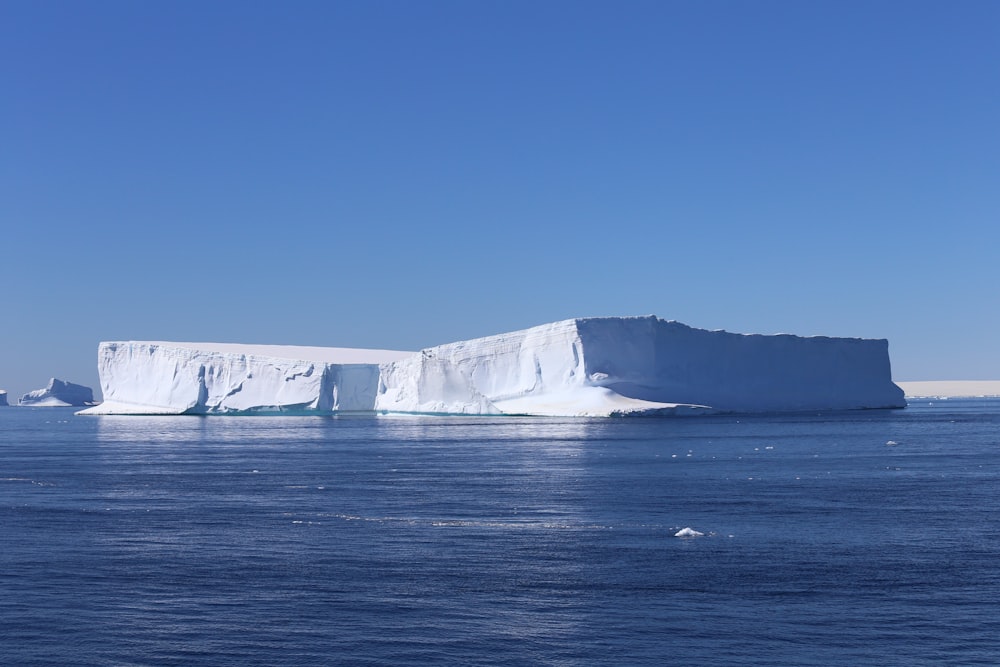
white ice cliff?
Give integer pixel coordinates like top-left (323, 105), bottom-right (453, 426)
top-left (21, 378), bottom-right (95, 407)
top-left (79, 316), bottom-right (905, 416)
top-left (81, 342), bottom-right (413, 415)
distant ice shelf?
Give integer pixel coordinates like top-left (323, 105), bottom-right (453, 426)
top-left (79, 316), bottom-right (905, 417)
top-left (895, 380), bottom-right (1000, 398)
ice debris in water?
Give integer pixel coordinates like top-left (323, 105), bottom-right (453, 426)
top-left (674, 527), bottom-right (705, 538)
top-left (886, 440), bottom-right (898, 446)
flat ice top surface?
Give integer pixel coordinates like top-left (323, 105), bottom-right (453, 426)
top-left (897, 380), bottom-right (1000, 397)
top-left (136, 342), bottom-right (415, 364)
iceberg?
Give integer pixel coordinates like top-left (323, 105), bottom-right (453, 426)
top-left (79, 316), bottom-right (905, 416)
top-left (0, 390), bottom-right (8, 407)
top-left (20, 378), bottom-right (95, 407)
top-left (674, 527), bottom-right (705, 538)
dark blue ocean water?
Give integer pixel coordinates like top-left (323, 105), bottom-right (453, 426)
top-left (2, 401), bottom-right (999, 666)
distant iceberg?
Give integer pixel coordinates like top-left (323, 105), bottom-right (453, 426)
top-left (0, 390), bottom-right (8, 407)
top-left (79, 316), bottom-right (905, 416)
top-left (20, 378), bottom-right (95, 407)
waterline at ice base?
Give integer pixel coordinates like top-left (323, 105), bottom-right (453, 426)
top-left (79, 316), bottom-right (905, 417)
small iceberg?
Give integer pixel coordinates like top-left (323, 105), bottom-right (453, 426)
top-left (19, 378), bottom-right (95, 407)
top-left (674, 527), bottom-right (704, 538)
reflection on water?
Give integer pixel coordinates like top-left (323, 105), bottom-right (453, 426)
top-left (94, 413), bottom-right (595, 445)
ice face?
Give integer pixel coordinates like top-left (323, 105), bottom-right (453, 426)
top-left (80, 316), bottom-right (906, 416)
top-left (81, 342), bottom-right (412, 415)
top-left (571, 317), bottom-right (904, 412)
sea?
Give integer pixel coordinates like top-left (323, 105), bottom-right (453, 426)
top-left (1, 400), bottom-right (998, 666)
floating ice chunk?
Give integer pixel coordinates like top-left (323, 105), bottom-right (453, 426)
top-left (674, 527), bottom-right (705, 538)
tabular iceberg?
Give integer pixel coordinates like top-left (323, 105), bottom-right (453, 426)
top-left (21, 378), bottom-right (95, 407)
top-left (0, 390), bottom-right (8, 407)
top-left (79, 316), bottom-right (905, 416)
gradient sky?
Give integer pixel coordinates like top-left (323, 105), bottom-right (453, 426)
top-left (2, 0), bottom-right (998, 400)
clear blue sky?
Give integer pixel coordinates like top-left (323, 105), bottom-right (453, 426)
top-left (2, 0), bottom-right (998, 400)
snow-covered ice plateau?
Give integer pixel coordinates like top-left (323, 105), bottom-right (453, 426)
top-left (79, 316), bottom-right (905, 416)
